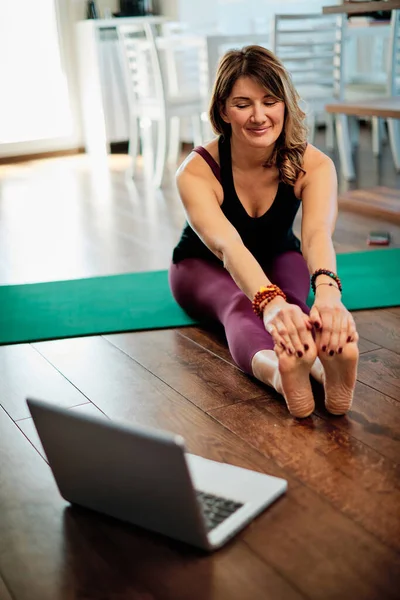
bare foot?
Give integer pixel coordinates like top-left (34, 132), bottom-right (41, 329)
top-left (318, 342), bottom-right (359, 415)
top-left (273, 344), bottom-right (317, 418)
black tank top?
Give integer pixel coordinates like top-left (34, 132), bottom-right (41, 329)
top-left (172, 135), bottom-right (301, 269)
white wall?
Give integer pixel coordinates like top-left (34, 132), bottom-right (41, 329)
top-left (155, 0), bottom-right (342, 34)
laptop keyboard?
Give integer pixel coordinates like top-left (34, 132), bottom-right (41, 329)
top-left (196, 490), bottom-right (244, 532)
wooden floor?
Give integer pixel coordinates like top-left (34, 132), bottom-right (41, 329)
top-left (1, 128), bottom-right (400, 600)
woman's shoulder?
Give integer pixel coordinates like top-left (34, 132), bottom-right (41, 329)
top-left (177, 138), bottom-right (220, 180)
top-left (303, 143), bottom-right (334, 171)
top-left (294, 144), bottom-right (336, 195)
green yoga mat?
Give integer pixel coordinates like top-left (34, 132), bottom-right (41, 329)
top-left (1, 249), bottom-right (399, 345)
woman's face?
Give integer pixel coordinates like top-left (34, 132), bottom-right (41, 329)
top-left (222, 76), bottom-right (285, 148)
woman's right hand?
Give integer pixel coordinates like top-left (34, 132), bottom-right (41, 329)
top-left (262, 296), bottom-right (314, 357)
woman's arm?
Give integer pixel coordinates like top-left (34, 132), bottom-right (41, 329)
top-left (300, 150), bottom-right (357, 349)
top-left (300, 152), bottom-right (338, 283)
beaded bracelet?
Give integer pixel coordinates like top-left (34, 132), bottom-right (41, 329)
top-left (315, 282), bottom-right (340, 292)
top-left (252, 285), bottom-right (287, 318)
top-left (311, 269), bottom-right (342, 294)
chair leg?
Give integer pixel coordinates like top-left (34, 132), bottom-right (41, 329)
top-left (325, 113), bottom-right (335, 150)
top-left (201, 112), bottom-right (214, 143)
top-left (348, 116), bottom-right (360, 149)
top-left (127, 114), bottom-right (139, 176)
top-left (167, 116), bottom-right (181, 165)
top-left (387, 118), bottom-right (400, 172)
top-left (191, 114), bottom-right (203, 147)
top-left (307, 114), bottom-right (316, 144)
top-left (372, 116), bottom-right (381, 157)
top-left (335, 114), bottom-right (355, 181)
top-left (153, 116), bottom-right (168, 188)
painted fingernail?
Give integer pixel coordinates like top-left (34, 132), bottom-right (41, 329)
top-left (288, 348), bottom-right (293, 355)
top-left (280, 343), bottom-right (286, 350)
top-left (347, 336), bottom-right (351, 343)
top-left (304, 344), bottom-right (309, 351)
top-left (322, 345), bottom-right (327, 352)
top-left (314, 322), bottom-right (320, 329)
top-left (297, 351), bottom-right (303, 358)
top-left (338, 347), bottom-right (343, 354)
top-left (329, 350), bottom-right (334, 356)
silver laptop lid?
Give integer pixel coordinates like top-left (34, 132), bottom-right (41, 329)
top-left (26, 398), bottom-right (208, 548)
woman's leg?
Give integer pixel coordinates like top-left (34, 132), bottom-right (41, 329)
top-left (169, 258), bottom-right (274, 375)
top-left (170, 257), bottom-right (314, 418)
top-left (251, 251), bottom-right (318, 417)
top-left (267, 251), bottom-right (325, 382)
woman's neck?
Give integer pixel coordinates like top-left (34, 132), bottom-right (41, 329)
top-left (230, 135), bottom-right (275, 171)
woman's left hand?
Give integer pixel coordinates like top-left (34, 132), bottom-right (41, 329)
top-left (309, 288), bottom-right (358, 355)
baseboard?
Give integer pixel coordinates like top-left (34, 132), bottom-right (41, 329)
top-left (0, 147), bottom-right (85, 165)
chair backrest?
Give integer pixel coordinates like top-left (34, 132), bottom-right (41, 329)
top-left (272, 13), bottom-right (345, 111)
top-left (159, 21), bottom-right (190, 36)
top-left (206, 33), bottom-right (270, 93)
top-left (119, 23), bottom-right (208, 112)
top-left (118, 23), bottom-right (165, 111)
top-left (388, 9), bottom-right (400, 96)
top-left (155, 34), bottom-right (209, 101)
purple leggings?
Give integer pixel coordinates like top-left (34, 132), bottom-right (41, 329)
top-left (169, 252), bottom-right (311, 375)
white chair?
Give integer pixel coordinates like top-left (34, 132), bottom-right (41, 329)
top-left (118, 23), bottom-right (208, 187)
top-left (159, 21), bottom-right (190, 36)
top-left (343, 14), bottom-right (397, 159)
top-left (385, 9), bottom-right (400, 170)
top-left (272, 13), bottom-right (345, 146)
top-left (326, 10), bottom-right (400, 180)
top-left (206, 33), bottom-right (271, 94)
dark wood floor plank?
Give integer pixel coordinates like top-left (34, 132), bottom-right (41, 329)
top-left (337, 186), bottom-right (400, 224)
top-left (358, 348), bottom-right (400, 402)
top-left (0, 405), bottom-right (72, 600)
top-left (104, 329), bottom-right (270, 411)
top-left (243, 484), bottom-right (400, 600)
top-left (16, 402), bottom-right (106, 462)
top-left (170, 329), bottom-right (399, 461)
top-left (354, 310), bottom-right (400, 354)
top-left (332, 209), bottom-right (400, 251)
top-left (0, 573), bottom-right (13, 600)
top-left (180, 325), bottom-right (381, 362)
top-left (0, 406), bottom-right (303, 600)
top-left (305, 378), bottom-right (400, 463)
top-left (179, 326), bottom-right (236, 366)
top-left (210, 399), bottom-right (400, 553)
top-left (32, 336), bottom-right (293, 483)
top-left (319, 380), bottom-right (400, 463)
top-left (0, 344), bottom-right (91, 420)
top-left (63, 506), bottom-right (306, 600)
top-left (31, 336), bottom-right (400, 571)
top-left (357, 336), bottom-right (382, 354)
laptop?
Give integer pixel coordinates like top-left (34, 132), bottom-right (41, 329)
top-left (27, 397), bottom-right (287, 551)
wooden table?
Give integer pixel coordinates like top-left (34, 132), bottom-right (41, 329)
top-left (325, 97), bottom-right (400, 181)
top-left (323, 1), bottom-right (400, 15)
top-left (326, 96), bottom-right (400, 119)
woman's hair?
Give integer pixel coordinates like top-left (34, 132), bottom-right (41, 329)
top-left (209, 45), bottom-right (307, 186)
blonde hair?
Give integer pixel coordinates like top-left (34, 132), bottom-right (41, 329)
top-left (209, 45), bottom-right (307, 186)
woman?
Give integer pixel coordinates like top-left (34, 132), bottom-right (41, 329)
top-left (169, 46), bottom-right (359, 418)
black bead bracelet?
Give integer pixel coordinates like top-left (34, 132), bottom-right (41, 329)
top-left (311, 269), bottom-right (342, 294)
